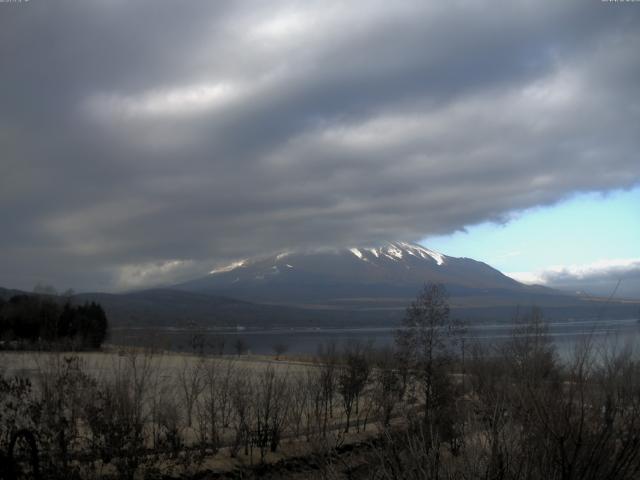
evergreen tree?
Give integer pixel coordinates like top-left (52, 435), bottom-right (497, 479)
top-left (0, 296), bottom-right (109, 349)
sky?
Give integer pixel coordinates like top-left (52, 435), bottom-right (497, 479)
top-left (0, 0), bottom-right (639, 294)
top-left (423, 187), bottom-right (640, 298)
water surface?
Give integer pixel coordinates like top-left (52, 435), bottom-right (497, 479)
top-left (110, 318), bottom-right (640, 358)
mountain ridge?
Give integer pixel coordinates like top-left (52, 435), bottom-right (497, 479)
top-left (175, 241), bottom-right (563, 309)
top-left (2, 236), bottom-right (639, 330)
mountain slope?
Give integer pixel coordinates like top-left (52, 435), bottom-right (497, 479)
top-left (3, 243), bottom-right (636, 330)
top-left (175, 241), bottom-right (559, 310)
top-left (73, 289), bottom-right (350, 328)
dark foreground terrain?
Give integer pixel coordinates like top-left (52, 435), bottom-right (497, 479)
top-left (2, 303), bottom-right (640, 480)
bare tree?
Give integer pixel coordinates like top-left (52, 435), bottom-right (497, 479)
top-left (230, 367), bottom-right (253, 457)
top-left (251, 366), bottom-right (290, 461)
top-left (288, 373), bottom-right (309, 438)
top-left (372, 348), bottom-right (404, 428)
top-left (155, 397), bottom-right (183, 453)
top-left (395, 283), bottom-right (463, 431)
top-left (196, 357), bottom-right (236, 453)
top-left (218, 358), bottom-right (237, 430)
top-left (208, 335), bottom-right (226, 356)
top-left (338, 341), bottom-right (370, 433)
top-left (177, 356), bottom-right (205, 428)
top-left (234, 337), bottom-right (248, 356)
top-left (84, 353), bottom-right (155, 480)
top-left (32, 283), bottom-right (57, 296)
top-left (147, 351), bottom-right (168, 451)
top-left (303, 368), bottom-right (325, 441)
top-left (272, 342), bottom-right (289, 360)
top-left (317, 342), bottom-right (339, 435)
top-left (504, 306), bottom-right (558, 384)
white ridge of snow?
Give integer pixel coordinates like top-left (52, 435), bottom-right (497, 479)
top-left (285, 264), bottom-right (293, 268)
top-left (398, 241), bottom-right (445, 266)
top-left (428, 250), bottom-right (445, 265)
top-left (368, 248), bottom-right (379, 258)
top-left (276, 251), bottom-right (291, 260)
top-left (209, 260), bottom-right (246, 274)
top-left (385, 244), bottom-right (403, 260)
top-left (350, 248), bottom-right (364, 260)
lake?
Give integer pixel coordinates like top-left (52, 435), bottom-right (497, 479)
top-left (110, 317), bottom-right (640, 359)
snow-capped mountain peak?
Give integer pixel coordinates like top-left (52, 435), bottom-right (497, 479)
top-left (209, 241), bottom-right (446, 277)
top-left (176, 240), bottom-right (526, 308)
top-left (209, 259), bottom-right (247, 274)
top-left (354, 241), bottom-right (446, 266)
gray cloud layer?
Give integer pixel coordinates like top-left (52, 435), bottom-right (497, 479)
top-left (510, 259), bottom-right (640, 299)
top-left (1, 0), bottom-right (639, 291)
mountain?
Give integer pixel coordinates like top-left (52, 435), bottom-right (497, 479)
top-left (174, 242), bottom-right (582, 314)
top-left (3, 242), bottom-right (637, 330)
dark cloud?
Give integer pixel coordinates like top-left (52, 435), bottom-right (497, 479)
top-left (1, 0), bottom-right (639, 291)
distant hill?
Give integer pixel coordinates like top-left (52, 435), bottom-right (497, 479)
top-left (0, 287), bottom-right (27, 300)
top-left (73, 288), bottom-right (382, 328)
top-left (1, 286), bottom-right (381, 328)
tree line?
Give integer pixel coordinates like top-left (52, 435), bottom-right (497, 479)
top-left (0, 295), bottom-right (108, 350)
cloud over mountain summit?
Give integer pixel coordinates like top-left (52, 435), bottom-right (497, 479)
top-left (1, 0), bottom-right (639, 290)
